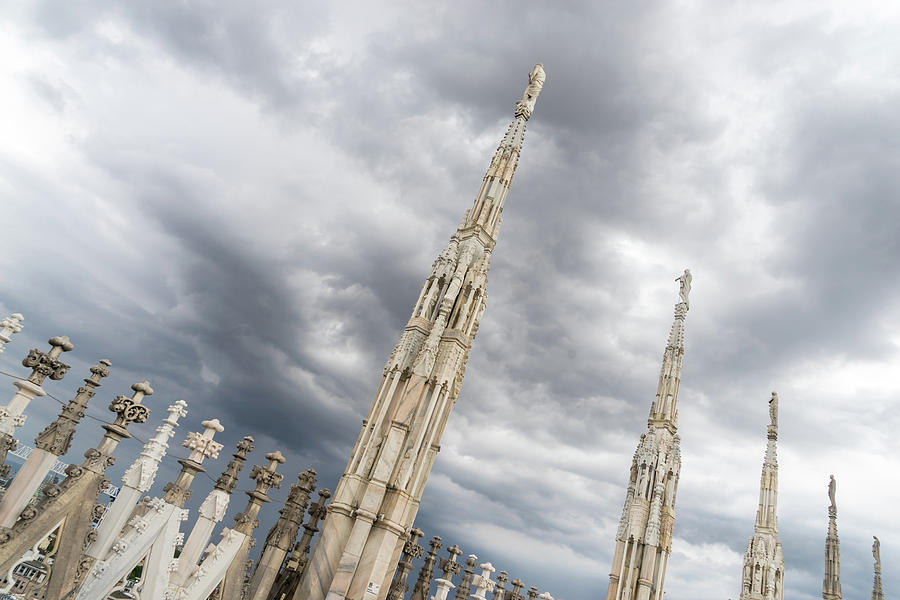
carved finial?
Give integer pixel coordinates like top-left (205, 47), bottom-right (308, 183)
top-left (248, 450), bottom-right (286, 496)
top-left (0, 314), bottom-right (24, 353)
top-left (769, 392), bottom-right (779, 430)
top-left (215, 436), bottom-right (255, 493)
top-left (22, 336), bottom-right (74, 385)
top-left (33, 359), bottom-right (112, 455)
top-left (108, 381), bottom-right (153, 429)
top-left (514, 64), bottom-right (546, 121)
top-left (183, 419), bottom-right (225, 462)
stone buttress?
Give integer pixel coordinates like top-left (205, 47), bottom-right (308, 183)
top-left (296, 64), bottom-right (546, 600)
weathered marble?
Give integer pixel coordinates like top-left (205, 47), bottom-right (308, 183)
top-left (0, 380), bottom-right (152, 600)
top-left (823, 476), bottom-right (841, 600)
top-left (0, 360), bottom-right (110, 528)
top-left (75, 418), bottom-right (224, 600)
top-left (739, 392), bottom-right (784, 600)
top-left (872, 536), bottom-right (883, 600)
top-left (606, 280), bottom-right (690, 600)
top-left (296, 64), bottom-right (545, 600)
top-left (170, 436), bottom-right (254, 589)
top-left (0, 336), bottom-right (73, 477)
top-left (268, 488), bottom-right (332, 600)
top-left (247, 469), bottom-right (317, 600)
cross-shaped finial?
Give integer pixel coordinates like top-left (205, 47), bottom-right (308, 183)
top-left (183, 419), bottom-right (225, 462)
top-left (22, 336), bottom-right (74, 385)
top-left (108, 381), bottom-right (154, 428)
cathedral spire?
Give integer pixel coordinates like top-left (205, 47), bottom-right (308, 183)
top-left (647, 270), bottom-right (690, 432)
top-left (823, 475), bottom-right (842, 600)
top-left (296, 65), bottom-right (545, 600)
top-left (872, 536), bottom-right (884, 600)
top-left (606, 272), bottom-right (690, 600)
top-left (739, 393), bottom-right (784, 600)
top-left (459, 63), bottom-right (544, 246)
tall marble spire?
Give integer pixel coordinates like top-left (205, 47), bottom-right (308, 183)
top-left (296, 64), bottom-right (546, 600)
top-left (872, 536), bottom-right (883, 600)
top-left (739, 392), bottom-right (785, 600)
top-left (823, 475), bottom-right (841, 600)
top-left (606, 273), bottom-right (690, 600)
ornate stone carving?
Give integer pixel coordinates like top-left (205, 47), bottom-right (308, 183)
top-left (514, 64), bottom-right (545, 121)
top-left (34, 359), bottom-right (111, 455)
top-left (215, 436), bottom-right (255, 494)
top-left (22, 336), bottom-right (74, 384)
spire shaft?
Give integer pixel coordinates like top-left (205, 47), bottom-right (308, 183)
top-left (739, 393), bottom-right (784, 600)
top-left (606, 272), bottom-right (690, 600)
top-left (823, 476), bottom-right (842, 600)
top-left (297, 64), bottom-right (545, 600)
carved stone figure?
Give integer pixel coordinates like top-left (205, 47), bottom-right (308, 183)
top-left (676, 269), bottom-right (692, 308)
top-left (873, 536), bottom-right (881, 565)
top-left (515, 64), bottom-right (546, 120)
top-left (828, 475), bottom-right (836, 511)
top-left (769, 392), bottom-right (778, 428)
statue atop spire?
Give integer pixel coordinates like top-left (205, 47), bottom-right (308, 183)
top-left (676, 269), bottom-right (692, 308)
top-left (739, 393), bottom-right (784, 599)
top-left (873, 536), bottom-right (883, 600)
top-left (515, 64), bottom-right (545, 121)
top-left (296, 65), bottom-right (545, 600)
top-left (823, 475), bottom-right (842, 600)
top-left (606, 271), bottom-right (692, 600)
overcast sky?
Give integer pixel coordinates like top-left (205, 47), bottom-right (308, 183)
top-left (1, 2), bottom-right (899, 599)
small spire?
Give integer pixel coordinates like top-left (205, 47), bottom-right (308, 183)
top-left (872, 536), bottom-right (883, 600)
top-left (215, 436), bottom-right (255, 493)
top-left (648, 271), bottom-right (691, 430)
top-left (34, 359), bottom-right (111, 456)
top-left (460, 64), bottom-right (546, 243)
top-left (162, 418), bottom-right (224, 507)
top-left (823, 475), bottom-right (842, 600)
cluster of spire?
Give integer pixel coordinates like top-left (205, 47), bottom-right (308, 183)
top-left (0, 327), bottom-right (334, 600)
top-left (0, 60), bottom-right (890, 600)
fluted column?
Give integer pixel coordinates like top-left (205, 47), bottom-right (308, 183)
top-left (0, 336), bottom-right (73, 476)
